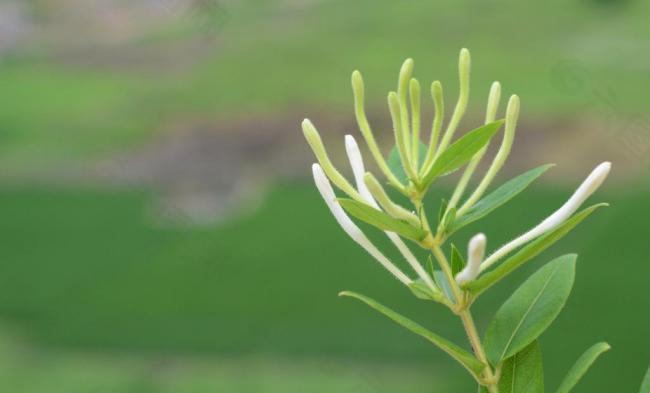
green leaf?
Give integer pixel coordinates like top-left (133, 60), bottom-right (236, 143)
top-left (498, 341), bottom-right (545, 393)
top-left (555, 342), bottom-right (611, 393)
top-left (465, 203), bottom-right (605, 295)
top-left (408, 279), bottom-right (444, 303)
top-left (451, 244), bottom-right (466, 276)
top-left (484, 255), bottom-right (576, 366)
top-left (426, 255), bottom-right (436, 277)
top-left (339, 291), bottom-right (485, 376)
top-left (408, 279), bottom-right (434, 300)
top-left (438, 199), bottom-right (449, 226)
top-left (421, 120), bottom-right (504, 188)
top-left (433, 270), bottom-right (454, 301)
top-left (440, 206), bottom-right (457, 234)
top-left (388, 142), bottom-right (428, 184)
top-left (338, 198), bottom-right (427, 241)
top-left (640, 367), bottom-right (650, 393)
top-left (449, 165), bottom-right (554, 233)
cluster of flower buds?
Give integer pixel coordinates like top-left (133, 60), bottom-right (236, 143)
top-left (303, 48), bottom-right (611, 293)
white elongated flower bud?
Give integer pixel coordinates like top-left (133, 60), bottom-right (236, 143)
top-left (456, 233), bottom-right (487, 285)
top-left (344, 135), bottom-right (375, 204)
top-left (312, 163), bottom-right (412, 286)
top-left (480, 162), bottom-right (611, 271)
top-left (343, 137), bottom-right (436, 292)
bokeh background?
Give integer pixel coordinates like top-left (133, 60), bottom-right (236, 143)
top-left (0, 0), bottom-right (648, 392)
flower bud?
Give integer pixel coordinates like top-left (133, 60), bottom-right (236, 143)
top-left (344, 136), bottom-right (436, 292)
top-left (456, 233), bottom-right (486, 285)
top-left (312, 163), bottom-right (412, 285)
top-left (302, 119), bottom-right (362, 201)
top-left (344, 134), bottom-right (374, 204)
top-left (481, 162), bottom-right (612, 271)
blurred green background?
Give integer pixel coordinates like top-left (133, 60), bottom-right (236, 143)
top-left (0, 0), bottom-right (648, 392)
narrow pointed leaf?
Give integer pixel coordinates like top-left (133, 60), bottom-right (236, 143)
top-left (339, 291), bottom-right (485, 376)
top-left (555, 342), bottom-right (611, 393)
top-left (640, 367), bottom-right (650, 393)
top-left (421, 120), bottom-right (504, 188)
top-left (433, 270), bottom-right (454, 301)
top-left (499, 341), bottom-right (544, 393)
top-left (408, 279), bottom-right (436, 300)
top-left (484, 255), bottom-right (576, 365)
top-left (449, 164), bottom-right (554, 233)
top-left (408, 279), bottom-right (446, 304)
top-left (465, 204), bottom-right (606, 295)
top-left (338, 198), bottom-right (427, 241)
top-left (438, 199), bottom-right (449, 226)
top-left (438, 207), bottom-right (457, 236)
top-left (451, 244), bottom-right (466, 276)
top-left (427, 255), bottom-right (436, 278)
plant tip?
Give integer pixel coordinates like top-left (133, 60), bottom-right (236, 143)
top-left (352, 70), bottom-right (363, 86)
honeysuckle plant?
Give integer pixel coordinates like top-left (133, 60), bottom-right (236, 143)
top-left (302, 48), bottom-right (618, 393)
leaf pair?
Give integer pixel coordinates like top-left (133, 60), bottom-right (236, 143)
top-left (479, 256), bottom-right (610, 392)
top-left (478, 341), bottom-right (545, 393)
top-left (479, 341), bottom-right (610, 393)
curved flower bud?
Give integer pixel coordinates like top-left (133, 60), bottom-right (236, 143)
top-left (388, 92), bottom-right (418, 181)
top-left (456, 233), bottom-right (487, 285)
top-left (435, 48), bottom-right (471, 155)
top-left (410, 78), bottom-right (422, 166)
top-left (398, 59), bottom-right (414, 161)
top-left (344, 135), bottom-right (375, 203)
top-left (458, 94), bottom-right (519, 216)
top-left (351, 71), bottom-right (404, 190)
top-left (480, 162), bottom-right (611, 271)
top-left (421, 80), bottom-right (444, 174)
top-left (344, 136), bottom-right (436, 292)
top-left (448, 81), bottom-right (502, 209)
top-left (363, 172), bottom-right (420, 227)
top-left (302, 119), bottom-right (362, 201)
top-left (485, 81), bottom-right (502, 124)
top-left (312, 163), bottom-right (412, 286)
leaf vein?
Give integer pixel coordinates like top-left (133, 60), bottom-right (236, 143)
top-left (498, 262), bottom-right (563, 361)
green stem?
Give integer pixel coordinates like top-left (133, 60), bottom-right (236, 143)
top-left (410, 194), bottom-right (498, 391)
top-left (430, 246), bottom-right (499, 392)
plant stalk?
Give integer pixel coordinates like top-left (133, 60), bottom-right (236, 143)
top-left (430, 245), bottom-right (499, 392)
top-left (411, 195), bottom-right (498, 391)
